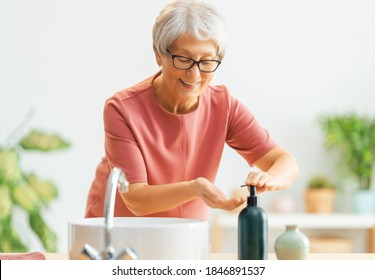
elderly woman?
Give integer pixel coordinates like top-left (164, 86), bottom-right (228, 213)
top-left (85, 0), bottom-right (299, 219)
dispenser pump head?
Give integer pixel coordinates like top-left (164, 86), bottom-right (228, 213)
top-left (241, 185), bottom-right (257, 206)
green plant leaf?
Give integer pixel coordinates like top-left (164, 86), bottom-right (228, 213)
top-left (29, 211), bottom-right (57, 252)
top-left (18, 130), bottom-right (70, 151)
top-left (0, 218), bottom-right (28, 253)
top-left (0, 186), bottom-right (13, 219)
top-left (318, 112), bottom-right (375, 190)
top-left (12, 184), bottom-right (41, 212)
top-left (25, 174), bottom-right (58, 204)
top-left (0, 149), bottom-right (22, 185)
top-left (307, 176), bottom-right (336, 189)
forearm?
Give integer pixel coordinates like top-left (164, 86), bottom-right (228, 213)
top-left (119, 180), bottom-right (198, 216)
top-left (249, 147), bottom-right (299, 192)
top-left (266, 153), bottom-right (299, 190)
top-left (119, 177), bottom-right (246, 216)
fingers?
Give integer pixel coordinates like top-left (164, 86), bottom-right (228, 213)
top-left (195, 177), bottom-right (246, 211)
top-left (222, 197), bottom-right (246, 210)
top-left (198, 186), bottom-right (242, 209)
top-left (246, 171), bottom-right (278, 192)
top-left (202, 193), bottom-right (246, 211)
top-left (246, 171), bottom-right (269, 187)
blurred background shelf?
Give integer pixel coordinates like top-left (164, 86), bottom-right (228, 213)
top-left (210, 212), bottom-right (375, 253)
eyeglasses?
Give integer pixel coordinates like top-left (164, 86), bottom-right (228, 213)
top-left (166, 49), bottom-right (221, 73)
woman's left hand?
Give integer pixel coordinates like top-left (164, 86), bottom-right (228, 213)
top-left (246, 147), bottom-right (300, 194)
top-left (245, 171), bottom-right (281, 194)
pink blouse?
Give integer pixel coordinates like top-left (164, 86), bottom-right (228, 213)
top-left (85, 72), bottom-right (276, 220)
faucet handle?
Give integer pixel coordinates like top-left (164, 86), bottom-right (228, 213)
top-left (115, 247), bottom-right (138, 260)
top-left (80, 244), bottom-right (102, 260)
top-left (79, 243), bottom-right (138, 260)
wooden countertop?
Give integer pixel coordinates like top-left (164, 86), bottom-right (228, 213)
top-left (43, 253), bottom-right (375, 260)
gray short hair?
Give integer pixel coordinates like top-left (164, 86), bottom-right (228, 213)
top-left (152, 0), bottom-right (227, 60)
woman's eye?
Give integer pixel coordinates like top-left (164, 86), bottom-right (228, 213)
top-left (177, 57), bottom-right (192, 63)
top-left (201, 60), bottom-right (213, 65)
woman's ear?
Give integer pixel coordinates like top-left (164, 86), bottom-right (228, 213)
top-left (154, 48), bottom-right (162, 67)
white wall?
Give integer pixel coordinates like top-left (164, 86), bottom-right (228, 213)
top-left (1, 0), bottom-right (374, 252)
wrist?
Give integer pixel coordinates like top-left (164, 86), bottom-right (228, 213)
top-left (190, 177), bottom-right (206, 197)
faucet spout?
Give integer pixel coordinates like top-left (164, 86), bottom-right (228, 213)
top-left (80, 167), bottom-right (137, 260)
top-left (103, 167), bottom-right (129, 259)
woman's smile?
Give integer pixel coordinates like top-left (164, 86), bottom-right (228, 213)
top-left (179, 78), bottom-right (201, 89)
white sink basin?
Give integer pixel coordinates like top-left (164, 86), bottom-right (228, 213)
top-left (68, 217), bottom-right (209, 260)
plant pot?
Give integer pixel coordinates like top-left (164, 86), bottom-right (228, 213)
top-left (353, 190), bottom-right (375, 214)
top-left (304, 189), bottom-right (335, 213)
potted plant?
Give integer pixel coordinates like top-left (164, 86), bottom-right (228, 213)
top-left (305, 175), bottom-right (337, 213)
top-left (0, 128), bottom-right (70, 252)
top-left (317, 112), bottom-right (375, 213)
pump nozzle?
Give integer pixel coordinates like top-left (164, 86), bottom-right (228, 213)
top-left (250, 185), bottom-right (256, 197)
top-left (241, 185), bottom-right (257, 206)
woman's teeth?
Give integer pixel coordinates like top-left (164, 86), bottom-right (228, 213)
top-left (180, 79), bottom-right (200, 86)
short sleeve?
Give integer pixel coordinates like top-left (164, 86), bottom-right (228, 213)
top-left (103, 96), bottom-right (147, 183)
top-left (226, 96), bottom-right (277, 166)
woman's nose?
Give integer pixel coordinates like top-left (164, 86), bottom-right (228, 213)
top-left (187, 62), bottom-right (201, 76)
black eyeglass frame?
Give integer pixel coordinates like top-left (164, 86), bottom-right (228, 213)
top-left (166, 49), bottom-right (221, 73)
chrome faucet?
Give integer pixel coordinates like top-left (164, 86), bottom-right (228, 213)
top-left (80, 167), bottom-right (138, 260)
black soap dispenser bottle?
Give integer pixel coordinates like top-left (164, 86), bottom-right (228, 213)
top-left (238, 185), bottom-right (268, 260)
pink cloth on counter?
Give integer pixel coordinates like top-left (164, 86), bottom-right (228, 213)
top-left (85, 72), bottom-right (276, 220)
top-left (0, 252), bottom-right (46, 260)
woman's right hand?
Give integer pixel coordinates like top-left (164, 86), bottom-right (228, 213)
top-left (193, 177), bottom-right (246, 211)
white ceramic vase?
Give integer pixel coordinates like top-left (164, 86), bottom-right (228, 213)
top-left (274, 224), bottom-right (310, 260)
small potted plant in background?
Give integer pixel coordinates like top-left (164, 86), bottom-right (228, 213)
top-left (317, 111), bottom-right (375, 213)
top-left (305, 175), bottom-right (337, 213)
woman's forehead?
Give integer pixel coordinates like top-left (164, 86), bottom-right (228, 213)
top-left (169, 34), bottom-right (218, 55)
